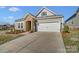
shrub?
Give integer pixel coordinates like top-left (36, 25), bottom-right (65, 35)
top-left (6, 30), bottom-right (24, 34)
top-left (64, 25), bottom-right (70, 33)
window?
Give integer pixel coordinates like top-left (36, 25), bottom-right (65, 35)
top-left (18, 23), bottom-right (23, 28)
top-left (21, 23), bottom-right (23, 28)
top-left (41, 12), bottom-right (47, 16)
top-left (18, 23), bottom-right (20, 28)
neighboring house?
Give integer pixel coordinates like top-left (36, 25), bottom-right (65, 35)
top-left (65, 8), bottom-right (79, 29)
top-left (0, 25), bottom-right (3, 30)
top-left (15, 7), bottom-right (64, 32)
top-left (0, 24), bottom-right (12, 30)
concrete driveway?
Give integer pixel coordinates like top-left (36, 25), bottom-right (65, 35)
top-left (0, 32), bottom-right (66, 53)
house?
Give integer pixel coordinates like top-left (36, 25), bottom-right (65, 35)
top-left (0, 25), bottom-right (3, 30)
top-left (15, 7), bottom-right (64, 32)
top-left (0, 24), bottom-right (13, 30)
top-left (65, 8), bottom-right (79, 29)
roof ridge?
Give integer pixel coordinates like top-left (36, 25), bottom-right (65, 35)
top-left (65, 13), bottom-right (76, 23)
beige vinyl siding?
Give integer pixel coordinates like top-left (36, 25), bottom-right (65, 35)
top-left (37, 18), bottom-right (62, 23)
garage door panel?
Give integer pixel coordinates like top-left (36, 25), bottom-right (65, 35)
top-left (37, 23), bottom-right (60, 32)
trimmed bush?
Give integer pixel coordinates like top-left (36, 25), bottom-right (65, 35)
top-left (64, 25), bottom-right (70, 33)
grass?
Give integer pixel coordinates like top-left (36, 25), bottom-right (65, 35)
top-left (0, 34), bottom-right (23, 45)
top-left (62, 30), bottom-right (79, 53)
top-left (0, 29), bottom-right (8, 31)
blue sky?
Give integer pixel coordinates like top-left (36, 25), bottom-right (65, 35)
top-left (0, 6), bottom-right (78, 25)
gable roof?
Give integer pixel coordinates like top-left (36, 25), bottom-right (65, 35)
top-left (65, 13), bottom-right (76, 23)
top-left (15, 13), bottom-right (35, 22)
top-left (15, 7), bottom-right (62, 22)
top-left (65, 7), bottom-right (79, 23)
top-left (36, 7), bottom-right (56, 17)
top-left (23, 13), bottom-right (35, 18)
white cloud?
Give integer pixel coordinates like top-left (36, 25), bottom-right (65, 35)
top-left (0, 6), bottom-right (5, 8)
top-left (9, 7), bottom-right (20, 12)
top-left (8, 16), bottom-right (14, 19)
top-left (4, 16), bottom-right (14, 19)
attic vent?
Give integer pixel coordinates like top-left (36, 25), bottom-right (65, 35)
top-left (41, 12), bottom-right (47, 16)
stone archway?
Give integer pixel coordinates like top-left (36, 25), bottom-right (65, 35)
top-left (26, 21), bottom-right (31, 31)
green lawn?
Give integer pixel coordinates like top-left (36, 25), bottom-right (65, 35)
top-left (62, 30), bottom-right (79, 53)
top-left (0, 34), bottom-right (23, 45)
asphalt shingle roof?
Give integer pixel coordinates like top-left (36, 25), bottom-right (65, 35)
top-left (15, 13), bottom-right (35, 22)
top-left (65, 14), bottom-right (76, 23)
top-left (65, 7), bottom-right (79, 23)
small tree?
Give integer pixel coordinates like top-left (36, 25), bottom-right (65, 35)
top-left (64, 25), bottom-right (70, 33)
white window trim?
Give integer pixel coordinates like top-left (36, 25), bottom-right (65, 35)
top-left (21, 23), bottom-right (23, 28)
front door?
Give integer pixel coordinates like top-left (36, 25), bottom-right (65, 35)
top-left (26, 21), bottom-right (31, 31)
